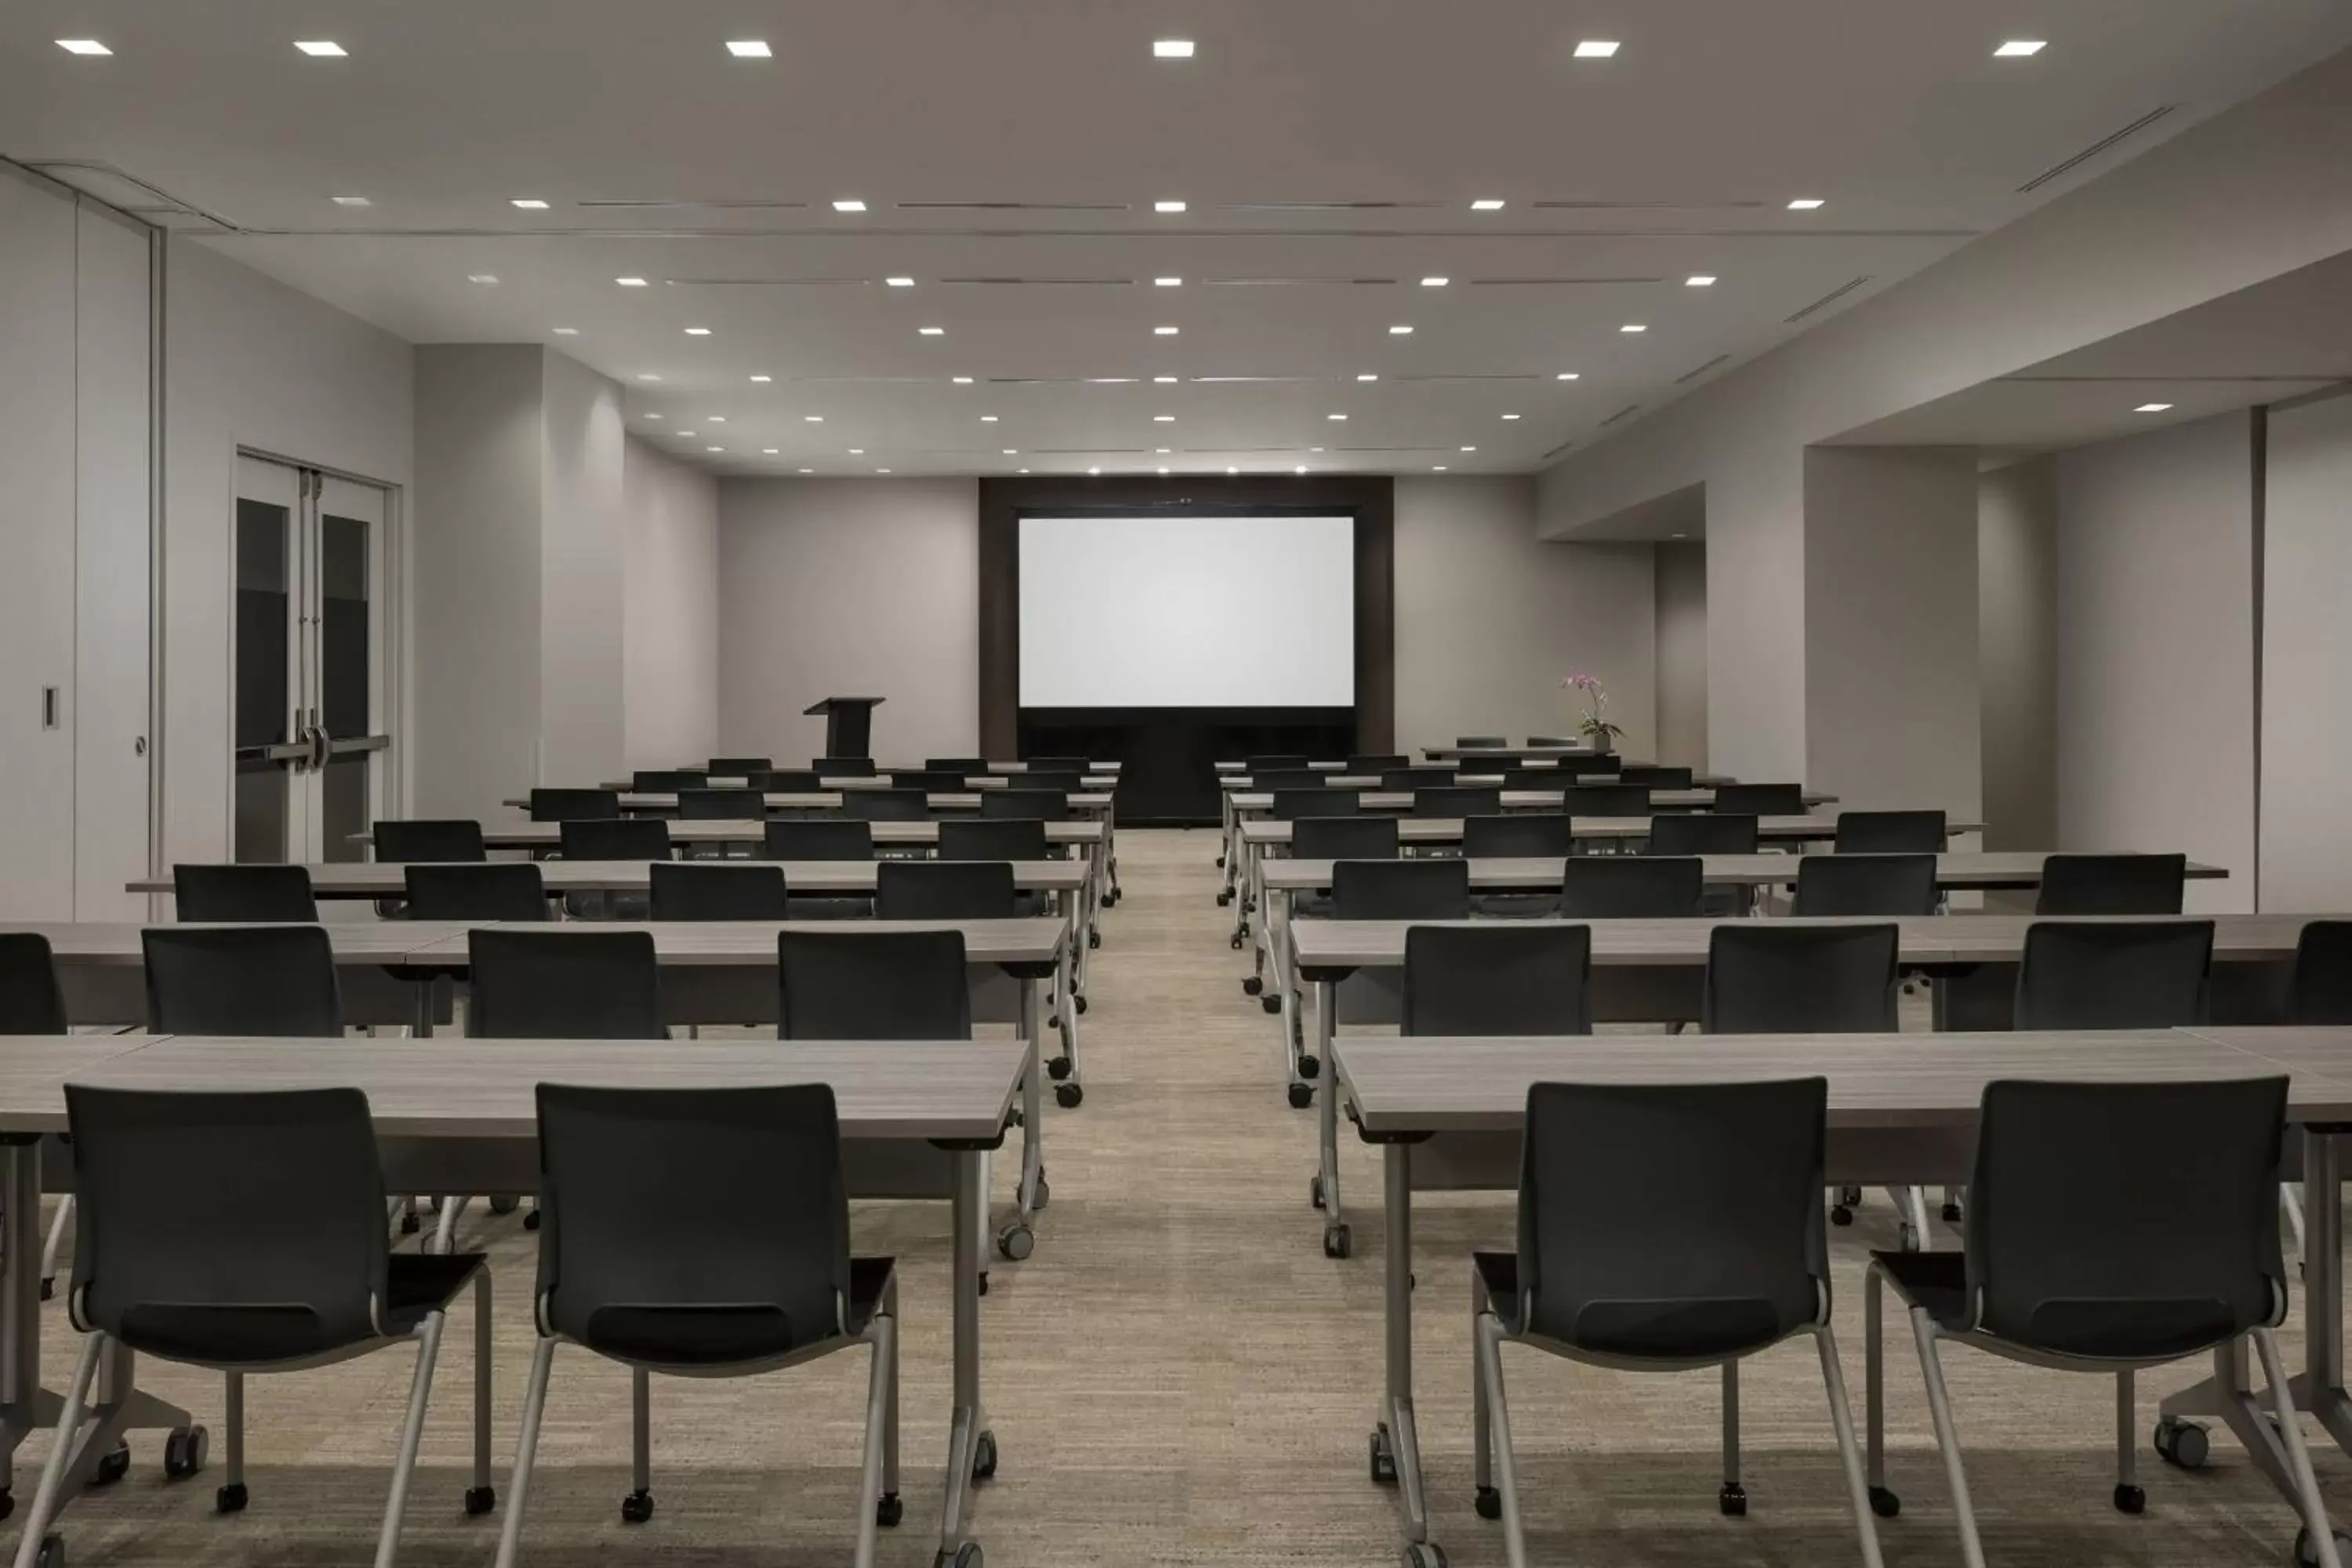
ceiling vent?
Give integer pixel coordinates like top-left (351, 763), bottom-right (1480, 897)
top-left (577, 198), bottom-right (806, 209)
top-left (2018, 106), bottom-right (2176, 193)
top-left (1542, 438), bottom-right (1578, 459)
top-left (1784, 276), bottom-right (1872, 324)
top-left (1203, 277), bottom-right (1396, 287)
top-left (666, 276), bottom-right (870, 286)
top-left (1531, 198), bottom-right (1776, 211)
top-left (1674, 354), bottom-right (1732, 385)
top-left (1225, 201), bottom-right (1441, 211)
top-left (896, 201), bottom-right (1129, 211)
top-left (1472, 276), bottom-right (1663, 286)
top-left (939, 276), bottom-right (1131, 285)
top-left (1598, 404), bottom-right (1643, 428)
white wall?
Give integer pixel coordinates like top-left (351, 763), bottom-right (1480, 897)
top-left (622, 438), bottom-right (720, 769)
top-left (718, 479), bottom-right (981, 763)
top-left (536, 350), bottom-right (626, 787)
top-left (1653, 541), bottom-right (1708, 770)
top-left (2053, 410), bottom-right (2256, 911)
top-left (1392, 476), bottom-right (1656, 757)
top-left (2259, 388), bottom-right (2352, 910)
top-left (1978, 457), bottom-right (2060, 851)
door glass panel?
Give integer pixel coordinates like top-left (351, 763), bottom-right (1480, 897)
top-left (233, 497), bottom-right (291, 863)
top-left (321, 756), bottom-right (368, 865)
top-left (319, 510), bottom-right (370, 742)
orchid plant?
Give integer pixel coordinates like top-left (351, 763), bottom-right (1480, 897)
top-left (1561, 671), bottom-right (1624, 745)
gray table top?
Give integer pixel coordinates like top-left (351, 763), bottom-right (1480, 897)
top-left (1258, 851), bottom-right (2226, 894)
top-left (131, 861), bottom-right (1090, 898)
top-left (1220, 769), bottom-right (1736, 789)
top-left (354, 819), bottom-right (1106, 850)
top-left (505, 790), bottom-right (1114, 812)
top-left (1229, 788), bottom-right (1836, 812)
top-left (0, 920), bottom-right (481, 965)
top-left (1238, 816), bottom-right (1981, 847)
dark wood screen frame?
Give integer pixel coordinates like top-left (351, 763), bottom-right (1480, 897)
top-left (977, 475), bottom-right (1395, 756)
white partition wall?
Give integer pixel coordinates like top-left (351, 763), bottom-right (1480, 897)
top-left (2259, 389), bottom-right (2352, 909)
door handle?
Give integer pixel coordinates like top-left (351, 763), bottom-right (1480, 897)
top-left (311, 721), bottom-right (332, 771)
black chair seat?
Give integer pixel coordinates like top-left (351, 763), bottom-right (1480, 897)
top-left (384, 1251), bottom-right (493, 1337)
top-left (577, 1256), bottom-right (895, 1365)
top-left (118, 1251), bottom-right (485, 1363)
top-left (1875, 1247), bottom-right (2238, 1359)
top-left (1475, 1250), bottom-right (1784, 1358)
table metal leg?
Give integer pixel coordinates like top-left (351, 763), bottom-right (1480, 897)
top-left (0, 1140), bottom-right (56, 1505)
top-left (1052, 892), bottom-right (1082, 1090)
top-left (937, 1148), bottom-right (990, 1559)
top-left (1316, 979), bottom-right (1343, 1248)
top-left (1377, 1141), bottom-right (1432, 1544)
top-left (1017, 979), bottom-right (1045, 1224)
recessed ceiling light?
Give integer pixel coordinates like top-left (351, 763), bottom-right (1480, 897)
top-left (876, 468), bottom-right (891, 474)
top-left (1460, 445), bottom-right (1477, 452)
top-left (1154, 376), bottom-right (1179, 383)
top-left (1154, 325), bottom-right (1180, 336)
top-left (1994, 39), bottom-right (2047, 56)
top-left (510, 198), bottom-right (550, 210)
top-left (707, 446), bottom-right (725, 452)
top-left (885, 276), bottom-right (915, 288)
top-left (750, 374), bottom-right (771, 383)
top-left (1155, 447), bottom-right (1172, 455)
top-left (1088, 466), bottom-right (1102, 475)
top-left (952, 376), bottom-right (975, 384)
top-left (1421, 277), bottom-right (1450, 288)
top-left (706, 416), bottom-right (725, 423)
top-left (644, 413), bottom-right (663, 420)
top-left (1154, 200), bottom-right (1187, 214)
top-left (552, 326), bottom-right (579, 336)
top-left (1086, 377), bottom-right (1138, 384)
top-left (468, 274), bottom-right (499, 285)
top-left (1155, 277), bottom-right (1183, 287)
top-left (1295, 465), bottom-right (1308, 474)
top-left (1327, 412), bottom-right (1348, 421)
top-left (678, 430), bottom-right (697, 437)
top-left (848, 448), bottom-right (866, 455)
top-left (2135, 402), bottom-right (2175, 412)
top-left (56, 38), bottom-right (111, 54)
top-left (1620, 323), bottom-right (1647, 333)
top-left (981, 415), bottom-right (999, 423)
top-left (918, 326), bottom-right (945, 336)
top-left (1471, 198), bottom-right (1505, 212)
top-left (804, 415), bottom-right (824, 423)
top-left (616, 277), bottom-right (649, 287)
top-left (1573, 40), bottom-right (1621, 57)
top-left (1153, 39), bottom-right (1196, 58)
top-left (1227, 466), bottom-right (1239, 474)
top-left (1158, 466), bottom-right (1171, 475)
top-left (1003, 448), bottom-right (1018, 455)
top-left (1154, 414), bottom-right (1175, 422)
top-left (1501, 413), bottom-right (1522, 420)
top-left (799, 467), bottom-right (814, 473)
top-left (727, 39), bottom-right (772, 57)
top-left (684, 326), bottom-right (712, 336)
top-left (1310, 447), bottom-right (1325, 453)
top-left (833, 198), bottom-right (868, 213)
top-left (1685, 274), bottom-right (1717, 287)
top-left (294, 40), bottom-right (347, 56)
top-left (762, 448), bottom-right (779, 454)
top-left (1555, 371), bottom-right (1581, 380)
top-left (1788, 198), bottom-right (1825, 210)
top-left (1432, 465), bottom-right (1448, 472)
top-left (1019, 467), bottom-right (1031, 474)
top-left (331, 195), bottom-right (371, 208)
top-left (1389, 325), bottom-right (1414, 336)
top-left (636, 373), bottom-right (662, 382)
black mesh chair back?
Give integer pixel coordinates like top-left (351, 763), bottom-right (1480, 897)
top-left (1515, 1077), bottom-right (1828, 1354)
top-left (1403, 924), bottom-right (1592, 1036)
top-left (816, 757), bottom-right (877, 778)
top-left (1026, 756), bottom-right (1090, 771)
top-left (1293, 816), bottom-right (1401, 861)
top-left (1617, 764), bottom-right (1694, 789)
top-left (1559, 856), bottom-right (1704, 917)
top-left (1963, 1076), bottom-right (2286, 1357)
top-left (939, 819), bottom-right (1047, 862)
top-left (467, 928), bottom-right (662, 1038)
top-left (982, 788), bottom-right (1069, 821)
top-left (1347, 754), bottom-right (1408, 773)
top-left (1463, 814), bottom-right (1573, 859)
top-left (2013, 920), bottom-right (2212, 1029)
top-left (2035, 853), bottom-right (2188, 915)
top-left (66, 1085), bottom-right (390, 1359)
top-left (874, 859), bottom-right (1017, 920)
top-left (1523, 735), bottom-right (1576, 747)
top-left (779, 929), bottom-right (971, 1039)
top-left (1648, 813), bottom-right (1759, 856)
top-left (926, 757), bottom-right (989, 775)
top-left (763, 819), bottom-right (876, 861)
top-left (143, 926), bottom-right (342, 1036)
top-left (372, 820), bottom-right (486, 863)
top-left (529, 788), bottom-right (621, 822)
top-left (1713, 782), bottom-right (1806, 816)
top-left (1415, 786), bottom-right (1503, 819)
top-left (2291, 921), bottom-right (2352, 1025)
top-left (1501, 768), bottom-right (1566, 790)
top-left (749, 769), bottom-right (823, 793)
top-left (1455, 735), bottom-right (1507, 749)
top-left (1253, 768), bottom-right (1329, 793)
top-left (534, 1082), bottom-right (851, 1363)
top-left (1331, 858), bottom-right (1472, 920)
top-left (1273, 788), bottom-right (1360, 821)
top-left (892, 770), bottom-right (968, 793)
top-left (560, 817), bottom-right (673, 862)
top-left (1246, 754), bottom-right (1310, 773)
top-left (844, 788), bottom-right (932, 822)
top-left (1790, 854), bottom-right (1940, 917)
top-left (1565, 782), bottom-right (1650, 817)
top-left (708, 756), bottom-right (772, 775)
top-left (649, 862), bottom-right (789, 922)
top-left (1383, 767), bottom-right (1458, 792)
top-left (634, 770), bottom-right (707, 793)
top-left (1834, 810), bottom-right (1947, 854)
top-left (679, 788), bottom-right (765, 821)
top-left (0, 933), bottom-right (67, 1033)
top-left (1554, 754), bottom-right (1622, 779)
top-left (173, 863), bottom-right (318, 922)
top-left (1704, 924), bottom-right (1900, 1033)
top-left (401, 862), bottom-right (550, 921)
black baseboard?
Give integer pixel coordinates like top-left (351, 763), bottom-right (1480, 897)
top-left (1018, 707), bottom-right (1357, 825)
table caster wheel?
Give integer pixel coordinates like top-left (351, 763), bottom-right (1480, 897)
top-left (163, 1425), bottom-right (209, 1479)
top-left (2114, 1483), bottom-right (2144, 1514)
top-left (1719, 1482), bottom-right (1747, 1517)
top-left (621, 1488), bottom-right (655, 1524)
top-left (34, 1533), bottom-right (62, 1568)
top-left (1230, 935), bottom-right (1245, 951)
top-left (1054, 1082), bottom-right (1083, 1109)
top-left (2154, 1415), bottom-right (2209, 1469)
top-left (1075, 995), bottom-right (1088, 1014)
top-left (1311, 1174), bottom-right (1325, 1210)
top-left (1324, 1223), bottom-right (1352, 1259)
top-left (876, 1490), bottom-right (903, 1527)
top-left (40, 1279), bottom-right (53, 1301)
top-left (1088, 930), bottom-right (1100, 949)
top-left (400, 1207), bottom-right (422, 1235)
top-left (1287, 1082), bottom-right (1313, 1109)
top-left (1260, 996), bottom-right (1281, 1015)
top-left (1941, 1199), bottom-right (1963, 1222)
top-left (978, 1272), bottom-right (989, 1296)
top-left (935, 1542), bottom-right (983, 1568)
top-left (996, 1223), bottom-right (1034, 1261)
top-left (1216, 889), bottom-right (1231, 904)
top-left (1403, 1540), bottom-right (1448, 1567)
top-left (1830, 1204), bottom-right (1854, 1226)
top-left (2299, 1526), bottom-right (2352, 1568)
top-left (488, 1195), bottom-right (521, 1215)
top-left (1242, 976), bottom-right (1263, 996)
top-left (1047, 1055), bottom-right (1072, 1080)
top-left (971, 1429), bottom-right (999, 1481)
top-left (216, 1483), bottom-right (249, 1515)
top-left (89, 1442), bottom-right (129, 1488)
top-left (1300, 1054), bottom-right (1320, 1080)
top-left (1369, 1425), bottom-right (1398, 1485)
top-left (524, 1208), bottom-right (541, 1231)
top-left (463, 1484), bottom-right (495, 1516)
top-left (1474, 1486), bottom-right (1501, 1520)
top-left (1868, 1486), bottom-right (1900, 1518)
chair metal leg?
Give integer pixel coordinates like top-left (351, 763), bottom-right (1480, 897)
top-left (853, 1315), bottom-right (895, 1568)
top-left (39, 1196), bottom-right (71, 1297)
top-left (473, 1271), bottom-right (495, 1504)
top-left (1909, 1310), bottom-right (1988, 1568)
top-left (631, 1367), bottom-right (652, 1499)
top-left (2115, 1368), bottom-right (2140, 1509)
top-left (375, 1312), bottom-right (447, 1568)
top-left (494, 1338), bottom-right (558, 1568)
top-left (1474, 1312), bottom-right (1528, 1568)
top-left (1865, 1265), bottom-right (1887, 1492)
top-left (1471, 1273), bottom-right (1492, 1499)
top-left (2284, 1183), bottom-right (2309, 1265)
top-left (1722, 1359), bottom-right (1744, 1512)
top-left (225, 1369), bottom-right (245, 1490)
top-left (10, 1331), bottom-right (104, 1568)
top-left (433, 1195), bottom-right (466, 1256)
top-left (2254, 1326), bottom-right (2344, 1568)
top-left (1814, 1327), bottom-right (1887, 1568)
top-left (882, 1277), bottom-right (901, 1506)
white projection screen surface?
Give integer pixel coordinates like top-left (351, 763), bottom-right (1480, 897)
top-left (1018, 515), bottom-right (1355, 707)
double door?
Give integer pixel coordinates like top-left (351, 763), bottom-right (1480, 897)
top-left (232, 456), bottom-right (392, 865)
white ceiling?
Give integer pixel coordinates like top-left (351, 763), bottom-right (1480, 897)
top-left (6, 0), bottom-right (2349, 478)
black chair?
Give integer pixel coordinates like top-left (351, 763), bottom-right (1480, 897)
top-left (2012, 920), bottom-right (2212, 1029)
top-left (528, 788), bottom-right (620, 823)
top-left (1617, 764), bottom-right (1694, 789)
top-left (2290, 920), bottom-right (2352, 1024)
top-left (1714, 782), bottom-right (1806, 816)
top-left (1834, 811), bottom-right (1947, 855)
top-left (707, 756), bottom-right (771, 775)
top-left (1472, 1078), bottom-right (1880, 1559)
top-left (679, 788), bottom-right (765, 821)
top-left (1292, 817), bottom-right (1400, 862)
top-left (939, 819), bottom-right (1048, 862)
top-left (1402, 924), bottom-right (1591, 1035)
top-left (1704, 924), bottom-right (1899, 1033)
top-left (466, 928), bottom-right (662, 1038)
top-left (764, 819), bottom-right (876, 861)
top-left (173, 863), bottom-right (318, 922)
top-left (982, 788), bottom-right (1069, 821)
top-left (633, 770), bottom-right (707, 793)
top-left (1246, 754), bottom-right (1310, 773)
top-left (779, 929), bottom-right (970, 1040)
top-left (750, 769), bottom-right (824, 793)
top-left (1649, 813), bottom-right (1759, 856)
top-left (891, 770), bottom-right (968, 793)
top-left (372, 821), bottom-right (486, 863)
top-left (874, 860), bottom-right (1017, 920)
top-left (1331, 858), bottom-right (1471, 920)
top-left (1559, 856), bottom-right (1704, 918)
top-left (1454, 735), bottom-right (1507, 749)
top-left (1864, 1077), bottom-right (2332, 1558)
top-left (1552, 753), bottom-right (1622, 779)
top-left (1464, 815), bottom-right (1573, 858)
top-left (1026, 755), bottom-right (1090, 771)
top-left (499, 1083), bottom-right (898, 1564)
top-left (844, 788), bottom-right (932, 822)
top-left (1791, 855), bottom-right (1940, 917)
top-left (1253, 768), bottom-right (1330, 793)
top-left (2035, 853), bottom-right (2187, 915)
top-left (1500, 768), bottom-right (1565, 790)
top-left (816, 757), bottom-right (877, 778)
top-left (1273, 788), bottom-right (1359, 821)
top-left (560, 818), bottom-right (673, 862)
top-left (1522, 735), bottom-right (1576, 747)
top-left (649, 862), bottom-right (790, 922)
top-left (0, 933), bottom-right (67, 1033)
top-left (1346, 754), bottom-right (1408, 774)
top-left (1415, 786), bottom-right (1502, 819)
top-left (1564, 782), bottom-right (1650, 817)
top-left (1383, 767), bottom-right (1458, 793)
top-left (142, 926), bottom-right (342, 1035)
top-left (15, 1085), bottom-right (492, 1563)
top-left (401, 862), bottom-right (550, 921)
top-left (925, 757), bottom-right (989, 775)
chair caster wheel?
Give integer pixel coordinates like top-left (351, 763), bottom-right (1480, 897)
top-left (621, 1488), bottom-right (655, 1524)
top-left (1054, 1082), bottom-right (1083, 1109)
top-left (1403, 1541), bottom-right (1448, 1567)
top-left (1719, 1481), bottom-right (1747, 1517)
top-left (1230, 935), bottom-right (1245, 950)
top-left (1242, 976), bottom-right (1263, 996)
top-left (400, 1207), bottom-right (422, 1234)
top-left (2154, 1415), bottom-right (2210, 1469)
top-left (1075, 995), bottom-right (1088, 1014)
top-left (971, 1429), bottom-right (999, 1481)
top-left (877, 1490), bottom-right (903, 1526)
top-left (1830, 1205), bottom-right (1854, 1226)
top-left (523, 1208), bottom-right (541, 1231)
top-left (1941, 1200), bottom-right (1963, 1222)
top-left (0, 1486), bottom-right (12, 1521)
top-left (1287, 1082), bottom-right (1313, 1109)
top-left (996, 1223), bottom-right (1035, 1261)
top-left (1300, 1054), bottom-right (1320, 1080)
top-left (2113, 1483), bottom-right (2144, 1514)
top-left (1868, 1486), bottom-right (1900, 1519)
top-left (978, 1272), bottom-right (989, 1296)
top-left (216, 1483), bottom-right (249, 1515)
top-left (2299, 1526), bottom-right (2352, 1568)
top-left (1260, 996), bottom-right (1281, 1015)
top-left (936, 1542), bottom-right (983, 1568)
top-left (88, 1442), bottom-right (129, 1488)
top-left (1216, 890), bottom-right (1231, 904)
top-left (1324, 1223), bottom-right (1352, 1259)
top-left (1474, 1485), bottom-right (1501, 1520)
top-left (465, 1485), bottom-right (495, 1516)
top-left (1369, 1425), bottom-right (1398, 1485)
top-left (34, 1533), bottom-right (62, 1567)
top-left (39, 1279), bottom-right (53, 1301)
top-left (1311, 1174), bottom-right (1325, 1210)
top-left (488, 1194), bottom-right (521, 1215)
top-left (163, 1425), bottom-right (209, 1479)
top-left (1047, 1055), bottom-right (1073, 1080)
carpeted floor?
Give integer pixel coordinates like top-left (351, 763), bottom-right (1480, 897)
top-left (13, 827), bottom-right (2343, 1565)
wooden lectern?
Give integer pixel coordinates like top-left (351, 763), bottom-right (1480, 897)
top-left (804, 696), bottom-right (884, 759)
